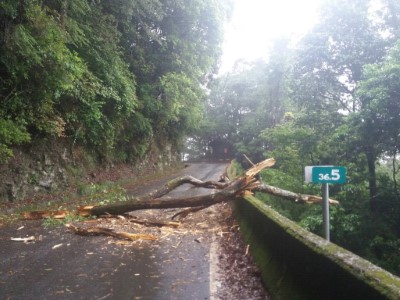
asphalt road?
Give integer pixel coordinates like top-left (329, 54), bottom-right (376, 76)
top-left (0, 163), bottom-right (229, 300)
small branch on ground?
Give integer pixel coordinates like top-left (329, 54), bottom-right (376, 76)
top-left (171, 205), bottom-right (211, 220)
top-left (65, 223), bottom-right (157, 241)
top-left (100, 214), bottom-right (181, 228)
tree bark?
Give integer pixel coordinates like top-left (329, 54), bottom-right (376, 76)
top-left (79, 191), bottom-right (237, 217)
top-left (254, 184), bottom-right (339, 205)
top-left (365, 146), bottom-right (378, 211)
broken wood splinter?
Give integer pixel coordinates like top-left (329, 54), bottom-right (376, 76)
top-left (10, 236), bottom-right (35, 243)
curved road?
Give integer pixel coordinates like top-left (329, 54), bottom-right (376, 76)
top-left (0, 163), bottom-right (228, 300)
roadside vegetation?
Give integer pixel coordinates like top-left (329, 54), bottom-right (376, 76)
top-left (0, 180), bottom-right (126, 226)
top-left (192, 0), bottom-right (400, 276)
top-left (0, 165), bottom-right (182, 226)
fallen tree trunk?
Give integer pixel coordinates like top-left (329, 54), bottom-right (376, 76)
top-left (78, 158), bottom-right (276, 216)
top-left (23, 158), bottom-right (339, 220)
top-left (79, 191), bottom-right (236, 216)
top-left (76, 158), bottom-right (338, 217)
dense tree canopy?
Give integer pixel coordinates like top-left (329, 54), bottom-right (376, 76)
top-left (0, 0), bottom-right (231, 161)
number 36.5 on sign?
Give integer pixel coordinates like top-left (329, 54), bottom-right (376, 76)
top-left (305, 166), bottom-right (347, 184)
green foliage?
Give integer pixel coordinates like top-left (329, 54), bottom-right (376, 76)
top-left (256, 168), bottom-right (311, 221)
top-left (200, 0), bottom-right (400, 275)
top-left (356, 41), bottom-right (400, 159)
top-left (0, 0), bottom-right (230, 162)
top-left (42, 214), bottom-right (93, 228)
top-left (366, 236), bottom-right (400, 273)
top-left (158, 72), bottom-right (205, 139)
top-left (77, 182), bottom-right (128, 206)
top-left (0, 119), bottom-right (30, 161)
top-left (299, 205), bottom-right (361, 242)
top-left (197, 43), bottom-right (291, 161)
top-left (260, 118), bottom-right (314, 176)
top-left (1, 1), bottom-right (86, 134)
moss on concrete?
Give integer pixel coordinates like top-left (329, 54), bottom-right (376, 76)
top-left (234, 195), bottom-right (400, 299)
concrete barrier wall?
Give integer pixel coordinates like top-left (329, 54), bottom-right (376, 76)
top-left (234, 195), bottom-right (400, 300)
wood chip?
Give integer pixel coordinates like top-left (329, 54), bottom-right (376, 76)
top-left (52, 243), bottom-right (63, 249)
top-left (11, 236), bottom-right (35, 243)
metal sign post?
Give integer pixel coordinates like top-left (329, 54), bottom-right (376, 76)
top-left (322, 183), bottom-right (330, 241)
top-left (305, 166), bottom-right (347, 241)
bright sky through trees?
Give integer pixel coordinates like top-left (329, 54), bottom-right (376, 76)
top-left (220, 0), bottom-right (322, 73)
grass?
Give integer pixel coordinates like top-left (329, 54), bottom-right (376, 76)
top-left (42, 214), bottom-right (95, 228)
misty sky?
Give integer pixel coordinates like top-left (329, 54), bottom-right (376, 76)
top-left (220, 0), bottom-right (322, 73)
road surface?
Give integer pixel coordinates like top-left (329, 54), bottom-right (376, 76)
top-left (0, 163), bottom-right (229, 300)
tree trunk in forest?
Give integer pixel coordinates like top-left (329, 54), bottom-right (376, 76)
top-left (365, 147), bottom-right (378, 211)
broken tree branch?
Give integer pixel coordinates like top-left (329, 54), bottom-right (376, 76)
top-left (245, 158), bottom-right (276, 177)
top-left (138, 175), bottom-right (229, 201)
top-left (255, 184), bottom-right (339, 205)
top-left (171, 205), bottom-right (211, 220)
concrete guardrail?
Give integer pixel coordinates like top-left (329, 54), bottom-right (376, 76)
top-left (234, 195), bottom-right (400, 299)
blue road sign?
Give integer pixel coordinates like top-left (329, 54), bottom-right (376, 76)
top-left (311, 166), bottom-right (347, 184)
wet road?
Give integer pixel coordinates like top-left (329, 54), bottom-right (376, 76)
top-left (0, 163), bottom-right (228, 300)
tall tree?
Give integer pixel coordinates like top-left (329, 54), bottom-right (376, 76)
top-left (200, 40), bottom-right (290, 161)
top-left (116, 0), bottom-right (231, 146)
top-left (291, 0), bottom-right (400, 206)
top-left (356, 41), bottom-right (400, 200)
